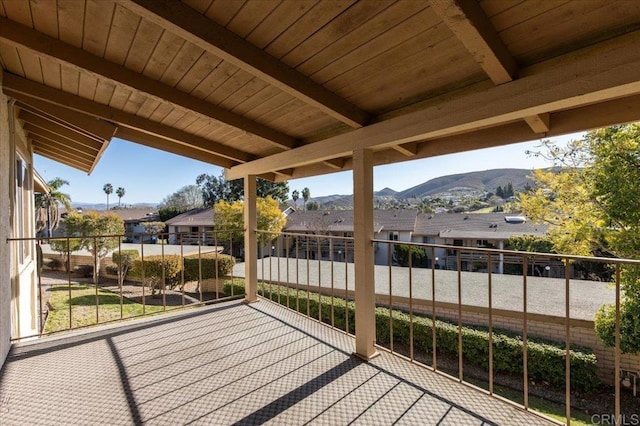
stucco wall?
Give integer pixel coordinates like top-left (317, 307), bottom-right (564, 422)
top-left (0, 92), bottom-right (11, 365)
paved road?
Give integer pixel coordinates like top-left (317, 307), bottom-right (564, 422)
top-left (233, 258), bottom-right (615, 321)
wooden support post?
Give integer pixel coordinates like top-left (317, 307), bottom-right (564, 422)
top-left (353, 148), bottom-right (378, 360)
top-left (244, 175), bottom-right (258, 303)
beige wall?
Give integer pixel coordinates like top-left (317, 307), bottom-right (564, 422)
top-left (0, 90), bottom-right (11, 364)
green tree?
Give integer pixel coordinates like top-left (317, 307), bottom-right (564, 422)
top-left (306, 201), bottom-right (320, 211)
top-left (160, 184), bottom-right (203, 211)
top-left (508, 234), bottom-right (554, 253)
top-left (111, 249), bottom-right (139, 287)
top-left (103, 183), bottom-right (113, 210)
top-left (64, 212), bottom-right (124, 284)
top-left (35, 177), bottom-right (72, 239)
top-left (505, 182), bottom-right (514, 198)
top-left (520, 125), bottom-right (640, 353)
top-left (301, 187), bottom-right (310, 211)
top-left (116, 187), bottom-right (125, 208)
top-left (141, 221), bottom-right (166, 242)
top-left (49, 238), bottom-right (82, 272)
top-left (291, 189), bottom-right (299, 209)
top-left (496, 185), bottom-right (504, 199)
top-left (196, 172), bottom-right (289, 206)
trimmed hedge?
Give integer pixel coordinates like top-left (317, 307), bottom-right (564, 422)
top-left (223, 280), bottom-right (599, 393)
top-left (131, 255), bottom-right (183, 293)
top-left (183, 252), bottom-right (235, 282)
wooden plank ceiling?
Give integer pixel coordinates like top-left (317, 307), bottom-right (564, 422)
top-left (1, 0), bottom-right (640, 179)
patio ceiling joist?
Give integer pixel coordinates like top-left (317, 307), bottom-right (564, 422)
top-left (430, 0), bottom-right (517, 85)
top-left (29, 134), bottom-right (98, 162)
top-left (0, 17), bottom-right (298, 150)
top-left (2, 72), bottom-right (255, 165)
top-left (23, 125), bottom-right (101, 155)
top-left (31, 143), bottom-right (93, 172)
top-left (227, 29), bottom-right (640, 180)
top-left (117, 0), bottom-right (370, 129)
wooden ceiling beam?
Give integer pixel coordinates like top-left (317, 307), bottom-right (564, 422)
top-left (391, 143), bottom-right (418, 157)
top-left (430, 0), bottom-right (517, 84)
top-left (19, 111), bottom-right (104, 150)
top-left (118, 0), bottom-right (370, 128)
top-left (3, 72), bottom-right (256, 164)
top-left (114, 127), bottom-right (240, 168)
top-left (227, 29), bottom-right (640, 179)
top-left (524, 113), bottom-right (550, 134)
top-left (32, 141), bottom-right (93, 167)
top-left (322, 158), bottom-right (346, 170)
top-left (0, 17), bottom-right (297, 150)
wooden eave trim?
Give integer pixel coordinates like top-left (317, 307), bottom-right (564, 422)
top-left (0, 17), bottom-right (297, 150)
top-left (24, 124), bottom-right (101, 153)
top-left (29, 134), bottom-right (98, 161)
top-left (2, 72), bottom-right (256, 164)
top-left (118, 0), bottom-right (370, 128)
top-left (32, 143), bottom-right (93, 170)
top-left (430, 0), bottom-right (517, 84)
top-left (19, 111), bottom-right (104, 149)
top-left (17, 102), bottom-right (116, 141)
top-left (227, 29), bottom-right (640, 179)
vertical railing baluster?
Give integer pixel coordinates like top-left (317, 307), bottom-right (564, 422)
top-left (67, 236), bottom-right (72, 330)
top-left (161, 234), bottom-right (166, 311)
top-left (614, 262), bottom-right (621, 426)
top-left (409, 245), bottom-right (414, 361)
top-left (118, 238), bottom-right (123, 320)
top-left (94, 236), bottom-right (99, 325)
top-left (306, 234), bottom-right (311, 317)
top-left (278, 235), bottom-right (282, 306)
top-left (488, 253), bottom-right (493, 395)
top-left (180, 233), bottom-right (185, 307)
top-left (317, 235), bottom-right (322, 322)
top-left (269, 236), bottom-right (273, 301)
top-left (141, 239), bottom-right (145, 315)
top-left (345, 239), bottom-right (349, 334)
top-left (296, 235), bottom-right (300, 313)
top-left (230, 234), bottom-right (234, 297)
top-left (198, 232), bottom-right (203, 303)
top-left (260, 238), bottom-right (265, 298)
top-left (565, 258), bottom-right (571, 424)
top-left (330, 237), bottom-right (334, 328)
top-left (457, 248), bottom-right (463, 381)
top-left (523, 256), bottom-right (529, 410)
top-left (214, 230), bottom-right (219, 300)
top-left (389, 241), bottom-right (394, 353)
top-left (286, 234), bottom-right (290, 309)
top-left (431, 246), bottom-right (437, 370)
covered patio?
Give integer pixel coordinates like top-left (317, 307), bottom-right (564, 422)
top-left (0, 299), bottom-right (552, 425)
top-left (3, 1), bottom-right (640, 424)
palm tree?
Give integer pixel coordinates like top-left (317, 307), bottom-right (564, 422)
top-left (103, 183), bottom-right (113, 210)
top-left (291, 190), bottom-right (299, 209)
top-left (301, 187), bottom-right (310, 211)
top-left (35, 178), bottom-right (72, 239)
top-left (116, 187), bottom-right (125, 208)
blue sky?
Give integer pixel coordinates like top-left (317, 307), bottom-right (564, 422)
top-left (34, 133), bottom-right (582, 205)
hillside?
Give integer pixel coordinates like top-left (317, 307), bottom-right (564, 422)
top-left (398, 168), bottom-right (533, 198)
top-left (305, 168), bottom-right (537, 210)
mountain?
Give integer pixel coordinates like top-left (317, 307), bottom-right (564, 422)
top-left (71, 202), bottom-right (157, 210)
top-left (397, 168), bottom-right (534, 198)
top-left (375, 187), bottom-right (398, 196)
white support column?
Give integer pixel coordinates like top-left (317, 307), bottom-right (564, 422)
top-left (498, 240), bottom-right (504, 274)
top-left (353, 148), bottom-right (378, 360)
top-left (243, 175), bottom-right (258, 303)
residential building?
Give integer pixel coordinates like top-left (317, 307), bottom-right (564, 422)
top-left (165, 208), bottom-right (215, 245)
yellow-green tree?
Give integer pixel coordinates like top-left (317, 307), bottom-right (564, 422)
top-left (213, 196), bottom-right (286, 249)
top-left (520, 125), bottom-right (640, 352)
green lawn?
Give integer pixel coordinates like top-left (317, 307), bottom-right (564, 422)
top-left (44, 284), bottom-right (165, 333)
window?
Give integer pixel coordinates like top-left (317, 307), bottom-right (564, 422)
top-left (15, 157), bottom-right (32, 263)
top-left (453, 239), bottom-right (463, 246)
top-left (389, 232), bottom-right (399, 241)
top-left (423, 236), bottom-right (435, 244)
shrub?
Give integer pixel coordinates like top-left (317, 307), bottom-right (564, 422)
top-left (105, 265), bottom-right (119, 276)
top-left (132, 255), bottom-right (183, 295)
top-left (74, 264), bottom-right (94, 278)
top-left (44, 257), bottom-right (62, 270)
top-left (223, 280), bottom-right (600, 393)
top-left (112, 249), bottom-right (139, 285)
top-left (183, 252), bottom-right (235, 282)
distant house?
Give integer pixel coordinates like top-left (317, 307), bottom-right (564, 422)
top-left (412, 212), bottom-right (549, 273)
top-left (108, 209), bottom-right (161, 243)
top-left (282, 210), bottom-right (550, 272)
top-left (281, 209), bottom-right (418, 264)
top-left (164, 208), bottom-right (215, 245)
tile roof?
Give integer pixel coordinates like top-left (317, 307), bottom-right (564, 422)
top-left (284, 210), bottom-right (418, 233)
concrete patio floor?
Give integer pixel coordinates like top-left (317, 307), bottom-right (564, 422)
top-left (0, 299), bottom-right (554, 425)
